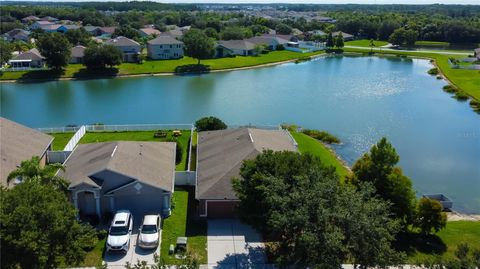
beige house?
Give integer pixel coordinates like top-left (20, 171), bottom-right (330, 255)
top-left (147, 35), bottom-right (184, 60)
top-left (196, 128), bottom-right (297, 218)
top-left (138, 27), bottom-right (161, 37)
top-left (0, 117), bottom-right (53, 187)
top-left (70, 45), bottom-right (86, 64)
top-left (105, 36), bottom-right (141, 62)
top-left (8, 48), bottom-right (44, 69)
top-left (215, 40), bottom-right (256, 57)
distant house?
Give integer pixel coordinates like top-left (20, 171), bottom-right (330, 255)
top-left (83, 26), bottom-right (103, 36)
top-left (105, 36), bottom-right (141, 62)
top-left (332, 31), bottom-right (354, 41)
top-left (8, 48), bottom-right (45, 69)
top-left (196, 128), bottom-right (298, 218)
top-left (70, 45), bottom-right (86, 64)
top-left (475, 48), bottom-right (480, 60)
top-left (30, 20), bottom-right (54, 30)
top-left (261, 33), bottom-right (298, 42)
top-left (39, 24), bottom-right (63, 33)
top-left (216, 40), bottom-right (256, 57)
top-left (59, 24), bottom-right (80, 33)
top-left (99, 27), bottom-right (117, 37)
top-left (315, 16), bottom-right (336, 23)
top-left (246, 35), bottom-right (290, 50)
top-left (40, 16), bottom-right (58, 22)
top-left (164, 29), bottom-right (184, 40)
top-left (58, 141), bottom-right (176, 218)
top-left (139, 27), bottom-right (161, 37)
top-left (147, 35), bottom-right (184, 60)
top-left (291, 28), bottom-right (304, 36)
top-left (21, 15), bottom-right (40, 23)
top-left (1, 29), bottom-right (30, 42)
top-left (0, 117), bottom-right (53, 187)
top-left (307, 30), bottom-right (327, 36)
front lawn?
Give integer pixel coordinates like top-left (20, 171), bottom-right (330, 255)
top-left (49, 132), bottom-right (74, 150)
top-left (160, 187), bottom-right (207, 264)
top-left (79, 130), bottom-right (191, 171)
top-left (78, 237), bottom-right (106, 267)
top-left (290, 131), bottom-right (350, 179)
top-left (345, 39), bottom-right (389, 47)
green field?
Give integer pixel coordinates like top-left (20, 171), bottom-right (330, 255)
top-left (76, 130), bottom-right (191, 171)
top-left (160, 187), bottom-right (207, 264)
top-left (345, 39), bottom-right (389, 47)
top-left (415, 41), bottom-right (450, 46)
top-left (49, 132), bottom-right (74, 150)
top-left (343, 47), bottom-right (480, 101)
top-left (290, 131), bottom-right (350, 179)
top-left (0, 50), bottom-right (324, 81)
top-left (407, 221), bottom-right (480, 263)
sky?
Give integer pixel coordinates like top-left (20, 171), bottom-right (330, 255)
top-left (9, 0), bottom-right (480, 4)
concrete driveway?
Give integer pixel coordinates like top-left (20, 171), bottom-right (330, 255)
top-left (103, 230), bottom-right (161, 268)
top-left (207, 219), bottom-right (268, 268)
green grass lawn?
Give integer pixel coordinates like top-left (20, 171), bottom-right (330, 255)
top-left (49, 132), bottom-right (74, 150)
top-left (0, 50), bottom-right (324, 81)
top-left (79, 131), bottom-right (191, 171)
top-left (406, 221), bottom-right (480, 263)
top-left (189, 132), bottom-right (198, 171)
top-left (343, 47), bottom-right (480, 101)
top-left (415, 41), bottom-right (450, 46)
top-left (290, 131), bottom-right (350, 179)
top-left (345, 39), bottom-right (389, 47)
top-left (79, 237), bottom-right (106, 267)
top-left (160, 186), bottom-right (207, 264)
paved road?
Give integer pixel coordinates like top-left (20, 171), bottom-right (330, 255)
top-left (344, 45), bottom-right (470, 56)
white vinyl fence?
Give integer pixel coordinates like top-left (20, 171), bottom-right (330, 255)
top-left (64, 125), bottom-right (86, 151)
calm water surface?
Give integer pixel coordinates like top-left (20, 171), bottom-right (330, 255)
top-left (1, 56), bottom-right (479, 213)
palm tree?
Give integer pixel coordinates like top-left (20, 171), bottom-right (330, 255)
top-left (7, 156), bottom-right (68, 191)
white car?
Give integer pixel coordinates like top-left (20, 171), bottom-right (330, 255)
top-left (106, 210), bottom-right (133, 253)
top-left (138, 215), bottom-right (161, 249)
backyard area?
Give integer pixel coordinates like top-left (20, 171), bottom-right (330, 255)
top-left (160, 187), bottom-right (207, 264)
top-left (49, 132), bottom-right (74, 150)
top-left (345, 39), bottom-right (389, 47)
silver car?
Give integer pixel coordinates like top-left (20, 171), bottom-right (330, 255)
top-left (138, 215), bottom-right (161, 249)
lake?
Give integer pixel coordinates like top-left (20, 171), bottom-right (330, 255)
top-left (1, 55), bottom-right (479, 213)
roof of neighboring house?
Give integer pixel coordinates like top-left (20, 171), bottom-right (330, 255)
top-left (84, 26), bottom-right (101, 32)
top-left (71, 45), bottom-right (86, 58)
top-left (475, 48), bottom-right (480, 54)
top-left (22, 15), bottom-right (40, 21)
top-left (164, 29), bottom-right (183, 38)
top-left (147, 35), bottom-right (183, 45)
top-left (106, 36), bottom-right (140, 47)
top-left (40, 24), bottom-right (62, 31)
top-left (332, 31), bottom-right (354, 38)
top-left (11, 48), bottom-right (44, 61)
top-left (292, 28), bottom-right (304, 36)
top-left (139, 27), bottom-right (161, 36)
top-left (62, 24), bottom-right (80, 30)
top-left (247, 35), bottom-right (290, 46)
top-left (0, 117), bottom-right (53, 187)
top-left (34, 20), bottom-right (54, 26)
top-left (100, 27), bottom-right (117, 34)
top-left (41, 16), bottom-right (58, 21)
top-left (217, 40), bottom-right (256, 51)
top-left (196, 128), bottom-right (297, 200)
top-left (3, 29), bottom-right (30, 38)
top-left (308, 30), bottom-right (327, 36)
top-left (59, 141), bottom-right (176, 192)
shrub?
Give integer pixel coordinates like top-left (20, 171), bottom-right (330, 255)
top-left (302, 129), bottom-right (341, 144)
top-left (442, 84), bottom-right (458, 93)
top-left (453, 91), bottom-right (469, 101)
top-left (427, 68), bottom-right (439, 75)
top-left (276, 44), bottom-right (285, 51)
top-left (195, 116), bottom-right (227, 131)
top-left (97, 229), bottom-right (108, 240)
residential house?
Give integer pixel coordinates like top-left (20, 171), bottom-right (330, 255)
top-left (40, 24), bottom-right (62, 33)
top-left (99, 27), bottom-right (117, 37)
top-left (139, 27), bottom-right (161, 37)
top-left (164, 29), bottom-right (184, 40)
top-left (40, 16), bottom-right (58, 22)
top-left (58, 141), bottom-right (176, 218)
top-left (315, 16), bottom-right (336, 23)
top-left (83, 26), bottom-right (103, 36)
top-left (58, 24), bottom-right (80, 33)
top-left (105, 36), bottom-right (141, 62)
top-left (70, 45), bottom-right (86, 64)
top-left (0, 117), bottom-right (53, 187)
top-left (21, 15), bottom-right (40, 23)
top-left (215, 40), bottom-right (256, 57)
top-left (1, 29), bottom-right (30, 42)
top-left (291, 28), bottom-right (304, 36)
top-left (246, 35), bottom-right (290, 50)
top-left (147, 35), bottom-right (184, 60)
top-left (30, 20), bottom-right (54, 30)
top-left (196, 128), bottom-right (297, 218)
top-left (332, 31), bottom-right (354, 41)
top-left (8, 48), bottom-right (45, 69)
top-left (475, 48), bottom-right (480, 60)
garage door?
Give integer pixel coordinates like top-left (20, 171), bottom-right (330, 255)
top-left (207, 201), bottom-right (238, 218)
top-left (112, 183), bottom-right (165, 219)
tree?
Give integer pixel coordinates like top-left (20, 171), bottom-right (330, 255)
top-left (194, 116), bottom-right (227, 131)
top-left (0, 181), bottom-right (97, 269)
top-left (113, 25), bottom-right (140, 39)
top-left (335, 32), bottom-right (344, 48)
top-left (83, 44), bottom-right (123, 69)
top-left (349, 138), bottom-right (416, 226)
top-left (204, 27), bottom-right (219, 39)
top-left (414, 198), bottom-right (447, 236)
top-left (221, 27), bottom-right (244, 40)
top-left (275, 23), bottom-right (292, 35)
top-left (254, 44), bottom-right (266, 55)
top-left (183, 29), bottom-right (215, 65)
top-left (404, 29), bottom-right (418, 47)
top-left (7, 156), bottom-right (68, 191)
top-left (0, 40), bottom-right (13, 64)
top-left (326, 32), bottom-right (335, 48)
top-left (37, 32), bottom-right (71, 70)
top-left (65, 28), bottom-right (92, 46)
top-left (233, 151), bottom-right (403, 268)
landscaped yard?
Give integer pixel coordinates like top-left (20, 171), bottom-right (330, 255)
top-left (290, 131), bottom-right (350, 179)
top-left (415, 41), bottom-right (450, 46)
top-left (345, 39), bottom-right (389, 47)
top-left (160, 187), bottom-right (207, 264)
top-left (78, 130), bottom-right (192, 171)
top-left (49, 132), bottom-right (74, 150)
top-left (0, 50), bottom-right (324, 81)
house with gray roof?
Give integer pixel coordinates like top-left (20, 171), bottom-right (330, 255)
top-left (196, 128), bottom-right (297, 218)
top-left (105, 36), bottom-right (141, 62)
top-left (215, 40), bottom-right (257, 57)
top-left (246, 34), bottom-right (291, 50)
top-left (70, 45), bottom-right (86, 64)
top-left (58, 141), bottom-right (176, 218)
top-left (8, 48), bottom-right (44, 68)
top-left (1, 29), bottom-right (30, 42)
top-left (0, 117), bottom-right (53, 187)
top-left (332, 31), bottom-right (354, 41)
top-left (147, 35), bottom-right (184, 60)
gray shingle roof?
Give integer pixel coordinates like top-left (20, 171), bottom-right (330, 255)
top-left (59, 141), bottom-right (176, 192)
top-left (71, 45), bottom-right (86, 58)
top-left (148, 35), bottom-right (183, 45)
top-left (11, 48), bottom-right (44, 61)
top-left (217, 40), bottom-right (256, 51)
top-left (0, 117), bottom-right (53, 187)
top-left (247, 35), bottom-right (289, 46)
top-left (196, 128), bottom-right (297, 200)
top-left (106, 36), bottom-right (140, 47)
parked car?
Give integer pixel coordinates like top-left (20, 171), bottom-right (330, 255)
top-left (138, 214), bottom-right (161, 249)
top-left (106, 210), bottom-right (133, 252)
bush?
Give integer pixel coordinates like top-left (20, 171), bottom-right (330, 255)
top-left (442, 84), bottom-right (458, 93)
top-left (276, 44), bottom-right (285, 51)
top-left (195, 116), bottom-right (227, 131)
top-left (453, 91), bottom-right (469, 101)
top-left (427, 68), bottom-right (439, 75)
top-left (97, 229), bottom-right (108, 240)
top-left (302, 129), bottom-right (341, 144)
